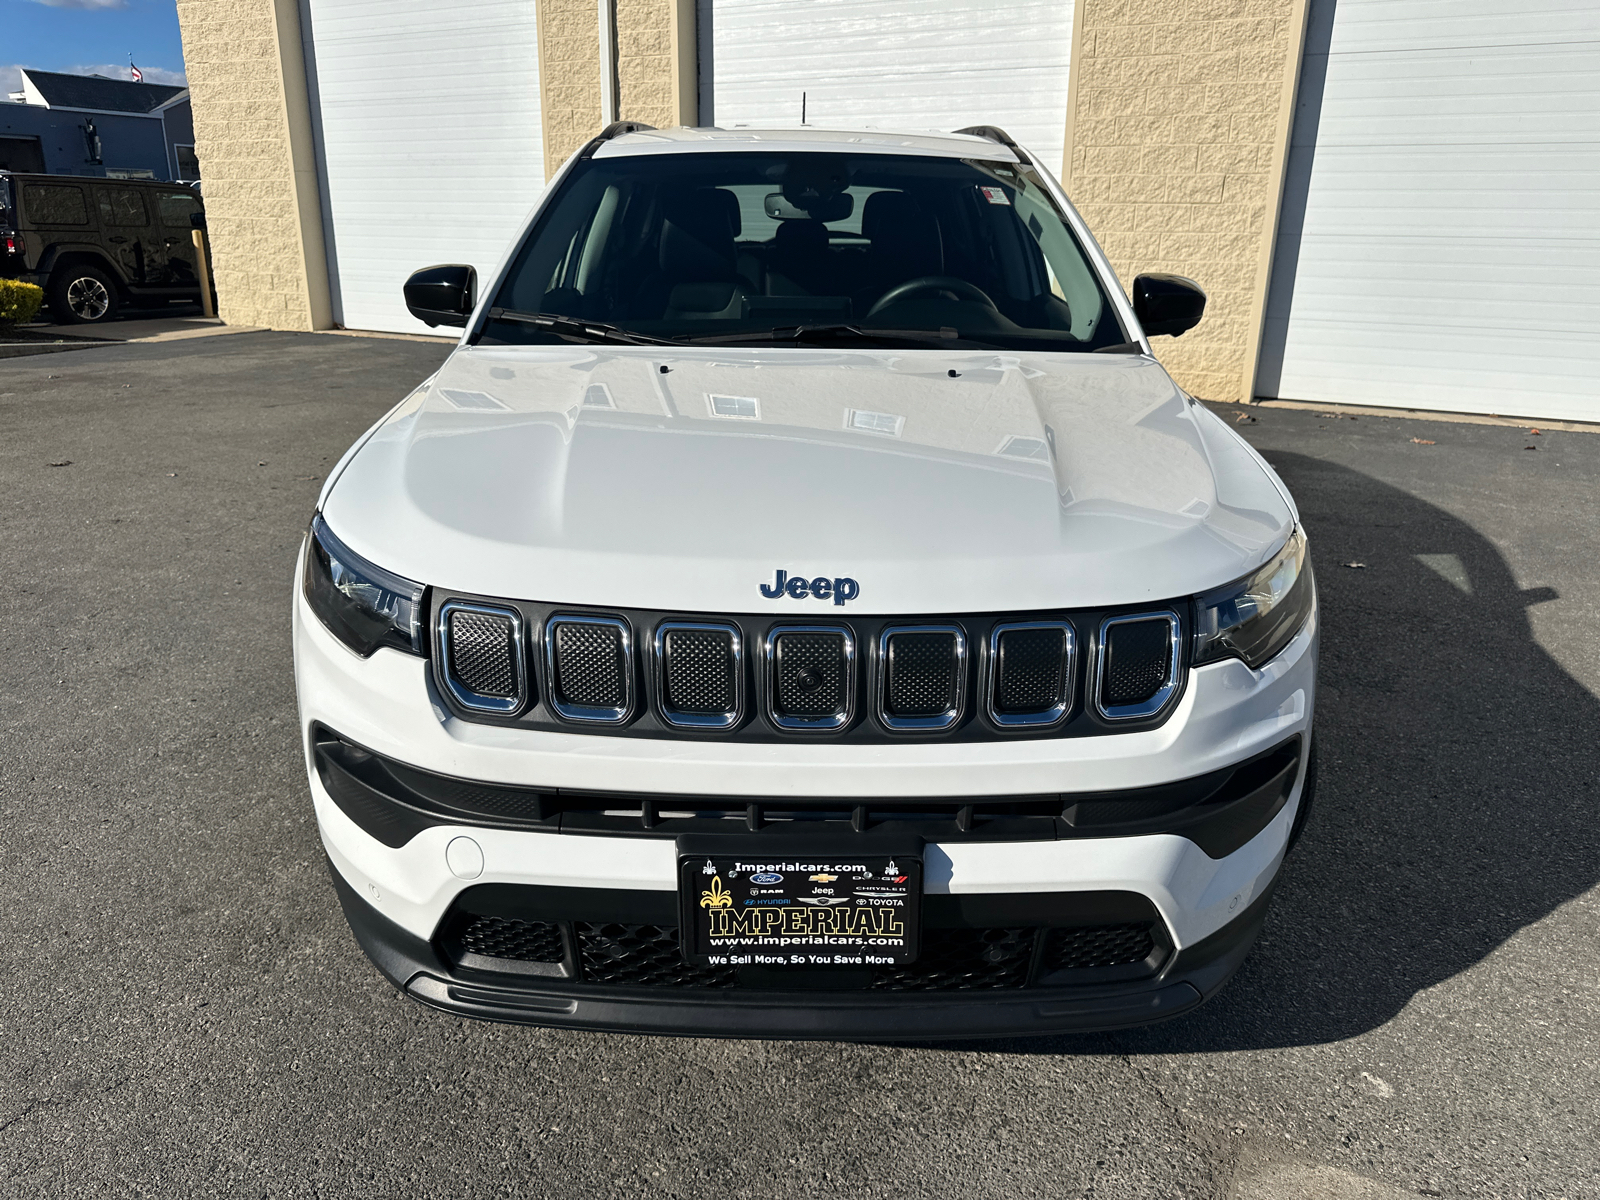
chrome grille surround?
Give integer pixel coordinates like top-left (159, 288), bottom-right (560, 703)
top-left (983, 621), bottom-right (1076, 729)
top-left (544, 614), bottom-right (634, 723)
top-left (436, 600), bottom-right (527, 714)
top-left (653, 621), bottom-right (744, 729)
top-left (877, 625), bottom-right (966, 731)
top-left (764, 625), bottom-right (856, 731)
top-left (1095, 611), bottom-right (1182, 721)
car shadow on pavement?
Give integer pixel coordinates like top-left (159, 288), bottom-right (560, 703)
top-left (969, 449), bottom-right (1600, 1053)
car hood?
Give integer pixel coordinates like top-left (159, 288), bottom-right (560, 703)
top-left (322, 345), bottom-right (1295, 614)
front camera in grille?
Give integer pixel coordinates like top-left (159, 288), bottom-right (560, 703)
top-left (1096, 612), bottom-right (1181, 720)
top-left (985, 622), bottom-right (1075, 728)
top-left (438, 601), bottom-right (526, 713)
top-left (878, 626), bottom-right (965, 731)
top-left (545, 615), bottom-right (633, 723)
top-left (765, 627), bottom-right (854, 730)
top-left (654, 622), bottom-right (743, 729)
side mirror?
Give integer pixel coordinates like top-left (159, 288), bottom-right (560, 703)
top-left (1132, 273), bottom-right (1206, 338)
top-left (404, 264), bottom-right (476, 328)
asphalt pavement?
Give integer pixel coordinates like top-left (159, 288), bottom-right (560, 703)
top-left (2, 333), bottom-right (1596, 1199)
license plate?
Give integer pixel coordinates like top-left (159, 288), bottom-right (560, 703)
top-left (679, 854), bottom-right (922, 967)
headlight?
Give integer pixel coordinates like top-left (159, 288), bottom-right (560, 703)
top-left (1194, 527), bottom-right (1314, 669)
top-left (303, 514), bottom-right (425, 656)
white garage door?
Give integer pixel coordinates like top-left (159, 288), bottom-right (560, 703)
top-left (1258, 0), bottom-right (1600, 422)
top-left (703, 0), bottom-right (1075, 177)
top-left (303, 0), bottom-right (544, 335)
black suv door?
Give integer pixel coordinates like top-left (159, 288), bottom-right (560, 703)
top-left (95, 184), bottom-right (164, 285)
top-left (154, 188), bottom-right (204, 288)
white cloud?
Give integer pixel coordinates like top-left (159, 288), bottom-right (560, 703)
top-left (1, 64), bottom-right (23, 96)
top-left (26, 0), bottom-right (130, 9)
top-left (66, 63), bottom-right (189, 86)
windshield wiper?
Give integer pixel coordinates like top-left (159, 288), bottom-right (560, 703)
top-left (485, 309), bottom-right (681, 347)
top-left (685, 324), bottom-right (1002, 349)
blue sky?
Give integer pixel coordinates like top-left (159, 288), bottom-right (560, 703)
top-left (2, 0), bottom-right (187, 96)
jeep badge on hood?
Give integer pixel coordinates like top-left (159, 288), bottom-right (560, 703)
top-left (760, 569), bottom-right (860, 605)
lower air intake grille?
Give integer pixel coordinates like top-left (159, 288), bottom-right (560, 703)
top-left (769, 629), bottom-right (851, 727)
top-left (1101, 617), bottom-right (1174, 708)
top-left (448, 608), bottom-right (519, 699)
top-left (576, 922), bottom-right (737, 988)
top-left (1040, 922), bottom-right (1156, 971)
top-left (869, 928), bottom-right (1033, 990)
top-left (455, 914), bottom-right (564, 963)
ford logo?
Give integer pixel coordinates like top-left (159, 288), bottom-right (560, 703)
top-left (760, 569), bottom-right (859, 606)
top-left (749, 872), bottom-right (783, 884)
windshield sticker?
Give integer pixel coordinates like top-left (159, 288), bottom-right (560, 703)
top-left (979, 185), bottom-right (1011, 206)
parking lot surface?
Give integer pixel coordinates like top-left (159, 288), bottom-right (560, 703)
top-left (2, 333), bottom-right (1597, 1198)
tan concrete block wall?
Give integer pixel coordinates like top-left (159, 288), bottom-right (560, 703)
top-left (540, 0), bottom-right (693, 179)
top-left (1065, 0), bottom-right (1308, 401)
top-left (617, 0), bottom-right (676, 128)
top-left (175, 0), bottom-right (329, 331)
top-left (538, 0), bottom-right (606, 179)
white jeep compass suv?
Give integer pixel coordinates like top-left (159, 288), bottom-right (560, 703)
top-left (293, 123), bottom-right (1317, 1039)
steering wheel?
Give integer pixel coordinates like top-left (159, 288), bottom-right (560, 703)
top-left (866, 275), bottom-right (999, 319)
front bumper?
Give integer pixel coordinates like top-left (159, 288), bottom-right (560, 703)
top-left (294, 581), bottom-right (1316, 1036)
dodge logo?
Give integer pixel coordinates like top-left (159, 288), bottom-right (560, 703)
top-left (760, 569), bottom-right (860, 606)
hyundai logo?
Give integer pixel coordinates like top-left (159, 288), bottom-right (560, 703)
top-left (760, 569), bottom-right (859, 606)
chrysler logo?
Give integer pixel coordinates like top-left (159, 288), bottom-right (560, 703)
top-left (760, 569), bottom-right (860, 606)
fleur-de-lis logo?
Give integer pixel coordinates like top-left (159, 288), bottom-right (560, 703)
top-left (699, 876), bottom-right (732, 909)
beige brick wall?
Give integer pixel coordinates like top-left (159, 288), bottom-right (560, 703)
top-left (175, 0), bottom-right (330, 330)
top-left (1063, 0), bottom-right (1309, 401)
top-left (540, 0), bottom-right (695, 179)
top-left (538, 0), bottom-right (606, 179)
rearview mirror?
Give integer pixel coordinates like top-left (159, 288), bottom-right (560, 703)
top-left (404, 263), bottom-right (476, 328)
top-left (764, 192), bottom-right (853, 223)
top-left (1132, 273), bottom-right (1206, 338)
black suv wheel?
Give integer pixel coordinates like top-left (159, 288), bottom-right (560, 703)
top-left (47, 264), bottom-right (120, 324)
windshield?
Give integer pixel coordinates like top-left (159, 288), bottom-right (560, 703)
top-left (478, 151), bottom-right (1126, 351)
top-left (0, 177), bottom-right (12, 227)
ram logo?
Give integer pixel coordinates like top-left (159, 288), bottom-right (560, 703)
top-left (760, 569), bottom-right (860, 606)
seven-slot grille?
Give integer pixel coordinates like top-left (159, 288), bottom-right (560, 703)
top-left (439, 602), bottom-right (525, 713)
top-left (547, 616), bottom-right (632, 722)
top-left (767, 627), bottom-right (854, 729)
top-left (434, 599), bottom-right (1183, 736)
top-left (1097, 613), bottom-right (1180, 719)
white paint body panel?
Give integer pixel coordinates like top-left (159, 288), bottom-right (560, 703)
top-left (303, 0), bottom-right (544, 335)
top-left (320, 347), bottom-right (1294, 614)
top-left (705, 0), bottom-right (1076, 177)
top-left (1260, 0), bottom-right (1600, 422)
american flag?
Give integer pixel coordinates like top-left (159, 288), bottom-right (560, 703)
top-left (130, 62), bottom-right (143, 83)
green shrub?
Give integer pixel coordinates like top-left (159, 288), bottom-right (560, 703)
top-left (0, 279), bottom-right (45, 325)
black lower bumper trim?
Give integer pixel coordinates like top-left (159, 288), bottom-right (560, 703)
top-left (408, 971), bottom-right (1204, 1038)
top-left (329, 865), bottom-right (1275, 1039)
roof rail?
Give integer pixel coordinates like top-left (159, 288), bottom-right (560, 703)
top-left (578, 120), bottom-right (658, 161)
top-left (952, 125), bottom-right (1032, 166)
top-left (597, 120), bottom-right (656, 141)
